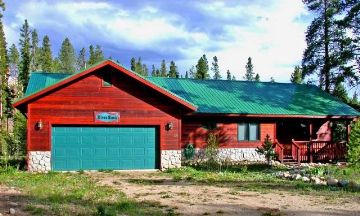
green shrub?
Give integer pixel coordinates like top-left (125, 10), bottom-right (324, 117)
top-left (204, 132), bottom-right (221, 171)
top-left (184, 143), bottom-right (195, 160)
top-left (256, 134), bottom-right (276, 165)
top-left (347, 120), bottom-right (360, 163)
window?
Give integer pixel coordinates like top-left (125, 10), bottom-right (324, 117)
top-left (102, 72), bottom-right (112, 87)
top-left (238, 123), bottom-right (260, 141)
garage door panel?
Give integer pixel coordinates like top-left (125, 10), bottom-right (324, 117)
top-left (52, 126), bottom-right (157, 171)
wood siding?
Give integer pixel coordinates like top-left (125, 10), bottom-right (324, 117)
top-left (28, 66), bottom-right (184, 151)
top-left (181, 120), bottom-right (276, 148)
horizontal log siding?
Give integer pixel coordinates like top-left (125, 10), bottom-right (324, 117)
top-left (28, 67), bottom-right (182, 151)
top-left (182, 121), bottom-right (276, 148)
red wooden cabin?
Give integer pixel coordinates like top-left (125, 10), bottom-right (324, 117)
top-left (13, 60), bottom-right (359, 171)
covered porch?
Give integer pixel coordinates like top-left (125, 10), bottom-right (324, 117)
top-left (274, 118), bottom-right (352, 164)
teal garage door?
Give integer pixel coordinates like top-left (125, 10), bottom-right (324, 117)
top-left (52, 126), bottom-right (158, 171)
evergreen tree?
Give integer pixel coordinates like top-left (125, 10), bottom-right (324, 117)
top-left (169, 61), bottom-right (178, 78)
top-left (195, 54), bottom-right (209, 79)
top-left (332, 82), bottom-right (348, 103)
top-left (59, 37), bottom-right (76, 73)
top-left (255, 73), bottom-right (260, 82)
top-left (270, 77), bottom-right (275, 82)
top-left (52, 58), bottom-right (61, 72)
top-left (88, 45), bottom-right (96, 66)
top-left (185, 71), bottom-right (189, 79)
top-left (18, 19), bottom-right (31, 92)
top-left (142, 63), bottom-right (148, 76)
top-left (94, 45), bottom-right (104, 63)
top-left (232, 75), bottom-right (236, 80)
top-left (135, 57), bottom-right (143, 74)
top-left (9, 44), bottom-right (19, 78)
top-left (30, 29), bottom-right (41, 71)
top-left (302, 0), bottom-right (356, 93)
top-left (40, 35), bottom-right (52, 72)
top-left (347, 120), bottom-right (360, 163)
top-left (76, 47), bottom-right (86, 71)
top-left (244, 57), bottom-right (254, 81)
top-left (130, 57), bottom-right (136, 71)
top-left (188, 66), bottom-right (195, 78)
top-left (160, 60), bottom-right (167, 77)
top-left (226, 69), bottom-right (231, 80)
top-left (211, 56), bottom-right (221, 80)
top-left (290, 65), bottom-right (303, 84)
top-left (151, 64), bottom-right (156, 77)
top-left (155, 69), bottom-right (160, 77)
top-left (0, 0), bottom-right (8, 123)
top-left (351, 92), bottom-right (358, 104)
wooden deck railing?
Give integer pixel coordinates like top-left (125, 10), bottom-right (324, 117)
top-left (291, 140), bottom-right (346, 163)
top-left (273, 139), bottom-right (284, 163)
top-left (291, 139), bottom-right (301, 164)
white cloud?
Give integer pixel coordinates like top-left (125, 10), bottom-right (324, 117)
top-left (7, 0), bottom-right (310, 82)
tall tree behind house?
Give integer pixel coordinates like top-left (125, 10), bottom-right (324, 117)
top-left (160, 60), bottom-right (167, 77)
top-left (302, 0), bottom-right (358, 93)
top-left (40, 35), bottom-right (52, 72)
top-left (195, 54), bottom-right (209, 79)
top-left (30, 29), bottom-right (41, 71)
top-left (169, 61), bottom-right (178, 78)
top-left (0, 0), bottom-right (8, 122)
top-left (290, 66), bottom-right (303, 84)
top-left (59, 37), bottom-right (76, 73)
top-left (18, 19), bottom-right (31, 92)
top-left (211, 56), bottom-right (221, 80)
top-left (76, 48), bottom-right (86, 71)
top-left (244, 57), bottom-right (254, 81)
top-left (226, 69), bottom-right (231, 80)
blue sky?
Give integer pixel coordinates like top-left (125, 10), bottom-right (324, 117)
top-left (4, 0), bottom-right (312, 82)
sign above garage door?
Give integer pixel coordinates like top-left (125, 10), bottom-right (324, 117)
top-left (94, 112), bottom-right (119, 123)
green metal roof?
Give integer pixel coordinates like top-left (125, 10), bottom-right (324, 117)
top-left (23, 68), bottom-right (359, 116)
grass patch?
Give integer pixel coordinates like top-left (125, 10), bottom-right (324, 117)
top-left (0, 167), bottom-right (167, 215)
top-left (162, 165), bottom-right (360, 196)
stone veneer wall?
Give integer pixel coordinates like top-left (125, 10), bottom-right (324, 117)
top-left (28, 151), bottom-right (51, 172)
top-left (160, 150), bottom-right (182, 170)
top-left (182, 148), bottom-right (265, 163)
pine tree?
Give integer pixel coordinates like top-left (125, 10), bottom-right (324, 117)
top-left (160, 60), bottom-right (167, 77)
top-left (151, 64), bottom-right (156, 77)
top-left (59, 37), bottom-right (76, 73)
top-left (135, 57), bottom-right (143, 75)
top-left (88, 45), bottom-right (96, 66)
top-left (0, 0), bottom-right (8, 123)
top-left (188, 66), bottom-right (195, 79)
top-left (18, 19), bottom-right (31, 92)
top-left (211, 56), bottom-right (221, 80)
top-left (195, 54), bottom-right (209, 79)
top-left (142, 63), bottom-right (148, 76)
top-left (76, 47), bottom-right (86, 71)
top-left (351, 92), bottom-right (358, 104)
top-left (94, 45), bottom-right (104, 63)
top-left (255, 73), bottom-right (260, 82)
top-left (9, 44), bottom-right (19, 78)
top-left (332, 82), bottom-right (348, 103)
top-left (52, 58), bottom-right (61, 72)
top-left (290, 65), bottom-right (303, 84)
top-left (169, 61), bottom-right (178, 78)
top-left (302, 0), bottom-right (356, 93)
top-left (270, 77), bottom-right (275, 82)
top-left (130, 57), bottom-right (136, 71)
top-left (155, 69), bottom-right (160, 77)
top-left (244, 57), bottom-right (254, 81)
top-left (40, 35), bottom-right (52, 72)
top-left (185, 71), bottom-right (189, 79)
top-left (232, 75), bottom-right (236, 80)
top-left (226, 69), bottom-right (231, 80)
top-left (30, 29), bottom-right (41, 71)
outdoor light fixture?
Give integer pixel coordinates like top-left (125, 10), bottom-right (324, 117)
top-left (36, 120), bottom-right (43, 130)
top-left (166, 122), bottom-right (173, 131)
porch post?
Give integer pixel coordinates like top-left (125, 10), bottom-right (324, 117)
top-left (309, 122), bottom-right (313, 163)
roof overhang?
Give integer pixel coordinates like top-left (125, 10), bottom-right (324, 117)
top-left (13, 60), bottom-right (198, 112)
top-left (184, 113), bottom-right (358, 119)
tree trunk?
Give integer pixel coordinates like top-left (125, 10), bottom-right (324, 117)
top-left (323, 0), bottom-right (331, 93)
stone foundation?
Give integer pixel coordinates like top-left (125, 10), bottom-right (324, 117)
top-left (28, 151), bottom-right (51, 172)
top-left (182, 148), bottom-right (265, 163)
top-left (161, 150), bottom-right (182, 169)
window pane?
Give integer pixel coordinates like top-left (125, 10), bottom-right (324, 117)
top-left (249, 123), bottom-right (259, 141)
top-left (238, 123), bottom-right (247, 141)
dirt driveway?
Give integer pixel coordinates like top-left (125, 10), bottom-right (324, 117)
top-left (90, 171), bottom-right (360, 216)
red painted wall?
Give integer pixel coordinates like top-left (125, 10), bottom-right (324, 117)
top-left (181, 120), bottom-right (276, 148)
top-left (27, 66), bottom-right (184, 151)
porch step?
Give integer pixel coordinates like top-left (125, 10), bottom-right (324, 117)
top-left (281, 156), bottom-right (299, 165)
